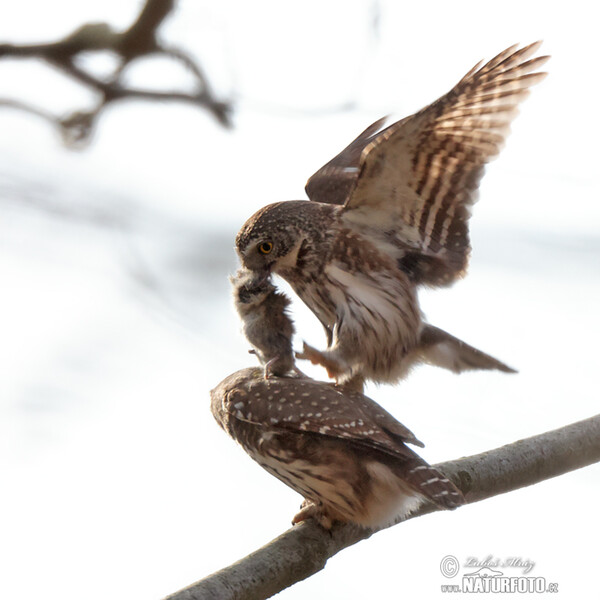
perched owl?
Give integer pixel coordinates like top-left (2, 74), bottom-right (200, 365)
top-left (212, 368), bottom-right (465, 528)
top-left (212, 367), bottom-right (465, 529)
top-left (235, 43), bottom-right (548, 391)
top-left (231, 268), bottom-right (297, 377)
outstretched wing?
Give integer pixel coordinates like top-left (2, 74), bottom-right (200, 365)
top-left (305, 42), bottom-right (549, 285)
top-left (305, 116), bottom-right (388, 207)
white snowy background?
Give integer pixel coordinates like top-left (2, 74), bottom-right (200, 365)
top-left (1, 1), bottom-right (598, 599)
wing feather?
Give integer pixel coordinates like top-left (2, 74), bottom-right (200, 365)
top-left (220, 372), bottom-right (427, 459)
top-left (305, 116), bottom-right (388, 206)
top-left (305, 42), bottom-right (549, 285)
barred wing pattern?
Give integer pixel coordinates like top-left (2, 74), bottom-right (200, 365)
top-left (306, 42), bottom-right (549, 285)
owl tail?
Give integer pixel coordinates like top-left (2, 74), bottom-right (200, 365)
top-left (417, 324), bottom-right (517, 374)
top-left (403, 460), bottom-right (465, 510)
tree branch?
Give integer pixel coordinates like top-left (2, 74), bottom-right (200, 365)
top-left (0, 0), bottom-right (231, 147)
top-left (165, 412), bottom-right (600, 600)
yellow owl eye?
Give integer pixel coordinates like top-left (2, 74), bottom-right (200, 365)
top-left (258, 241), bottom-right (273, 255)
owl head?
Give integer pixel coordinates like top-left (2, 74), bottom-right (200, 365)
top-left (235, 200), bottom-right (335, 274)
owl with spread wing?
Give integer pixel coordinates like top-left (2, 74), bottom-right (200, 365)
top-left (236, 43), bottom-right (548, 391)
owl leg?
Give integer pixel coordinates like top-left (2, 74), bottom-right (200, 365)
top-left (296, 342), bottom-right (347, 380)
top-left (292, 500), bottom-right (333, 530)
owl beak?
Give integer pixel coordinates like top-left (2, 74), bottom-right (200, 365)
top-left (254, 266), bottom-right (272, 285)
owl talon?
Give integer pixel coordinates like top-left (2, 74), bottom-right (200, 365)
top-left (292, 501), bottom-right (333, 530)
top-left (297, 342), bottom-right (345, 381)
top-left (325, 367), bottom-right (338, 380)
top-left (295, 348), bottom-right (318, 365)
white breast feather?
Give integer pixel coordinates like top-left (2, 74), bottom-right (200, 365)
top-left (364, 461), bottom-right (424, 528)
top-left (326, 265), bottom-right (410, 325)
top-left (323, 264), bottom-right (421, 381)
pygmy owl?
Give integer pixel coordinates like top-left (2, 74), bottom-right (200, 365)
top-left (211, 367), bottom-right (465, 529)
top-left (231, 268), bottom-right (297, 377)
top-left (235, 43), bottom-right (548, 390)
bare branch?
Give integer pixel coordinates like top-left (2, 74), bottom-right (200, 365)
top-left (119, 0), bottom-right (175, 58)
top-left (0, 0), bottom-right (231, 147)
top-left (0, 98), bottom-right (58, 124)
top-left (165, 410), bottom-right (600, 600)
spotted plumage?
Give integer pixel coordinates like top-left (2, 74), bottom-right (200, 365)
top-left (236, 43), bottom-right (547, 390)
top-left (211, 367), bottom-right (465, 529)
top-left (231, 268), bottom-right (297, 377)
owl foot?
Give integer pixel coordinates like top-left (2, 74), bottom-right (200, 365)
top-left (296, 342), bottom-right (346, 380)
top-left (292, 501), bottom-right (333, 530)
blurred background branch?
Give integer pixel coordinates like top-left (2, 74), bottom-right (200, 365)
top-left (165, 412), bottom-right (600, 600)
top-left (0, 0), bottom-right (231, 147)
